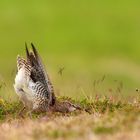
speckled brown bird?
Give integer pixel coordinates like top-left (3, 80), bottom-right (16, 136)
top-left (14, 43), bottom-right (81, 114)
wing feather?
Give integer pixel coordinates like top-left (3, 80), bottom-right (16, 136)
top-left (25, 43), bottom-right (56, 105)
top-left (17, 55), bottom-right (31, 77)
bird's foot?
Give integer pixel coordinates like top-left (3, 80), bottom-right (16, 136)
top-left (18, 106), bottom-right (26, 118)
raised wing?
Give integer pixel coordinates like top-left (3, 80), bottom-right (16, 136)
top-left (17, 55), bottom-right (31, 78)
top-left (25, 43), bottom-right (56, 105)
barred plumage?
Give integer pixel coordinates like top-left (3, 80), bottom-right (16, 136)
top-left (14, 43), bottom-right (81, 114)
top-left (17, 56), bottom-right (31, 78)
top-left (14, 43), bottom-right (56, 113)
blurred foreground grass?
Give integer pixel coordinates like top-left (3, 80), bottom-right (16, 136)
top-left (0, 95), bottom-right (140, 140)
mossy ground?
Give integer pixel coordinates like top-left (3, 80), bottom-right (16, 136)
top-left (0, 95), bottom-right (140, 140)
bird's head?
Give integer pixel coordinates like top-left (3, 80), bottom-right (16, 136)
top-left (50, 100), bottom-right (82, 113)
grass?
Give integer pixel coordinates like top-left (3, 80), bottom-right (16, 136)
top-left (0, 0), bottom-right (140, 98)
top-left (0, 95), bottom-right (140, 140)
top-left (0, 0), bottom-right (140, 139)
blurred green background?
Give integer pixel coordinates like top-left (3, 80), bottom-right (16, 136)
top-left (0, 0), bottom-right (140, 99)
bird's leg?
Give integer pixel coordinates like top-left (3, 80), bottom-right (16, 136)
top-left (27, 110), bottom-right (33, 119)
top-left (18, 106), bottom-right (26, 117)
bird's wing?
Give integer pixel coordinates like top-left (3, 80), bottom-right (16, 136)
top-left (25, 43), bottom-right (56, 105)
top-left (29, 81), bottom-right (50, 102)
top-left (17, 55), bottom-right (32, 77)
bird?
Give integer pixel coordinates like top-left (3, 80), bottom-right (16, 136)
top-left (14, 43), bottom-right (81, 115)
